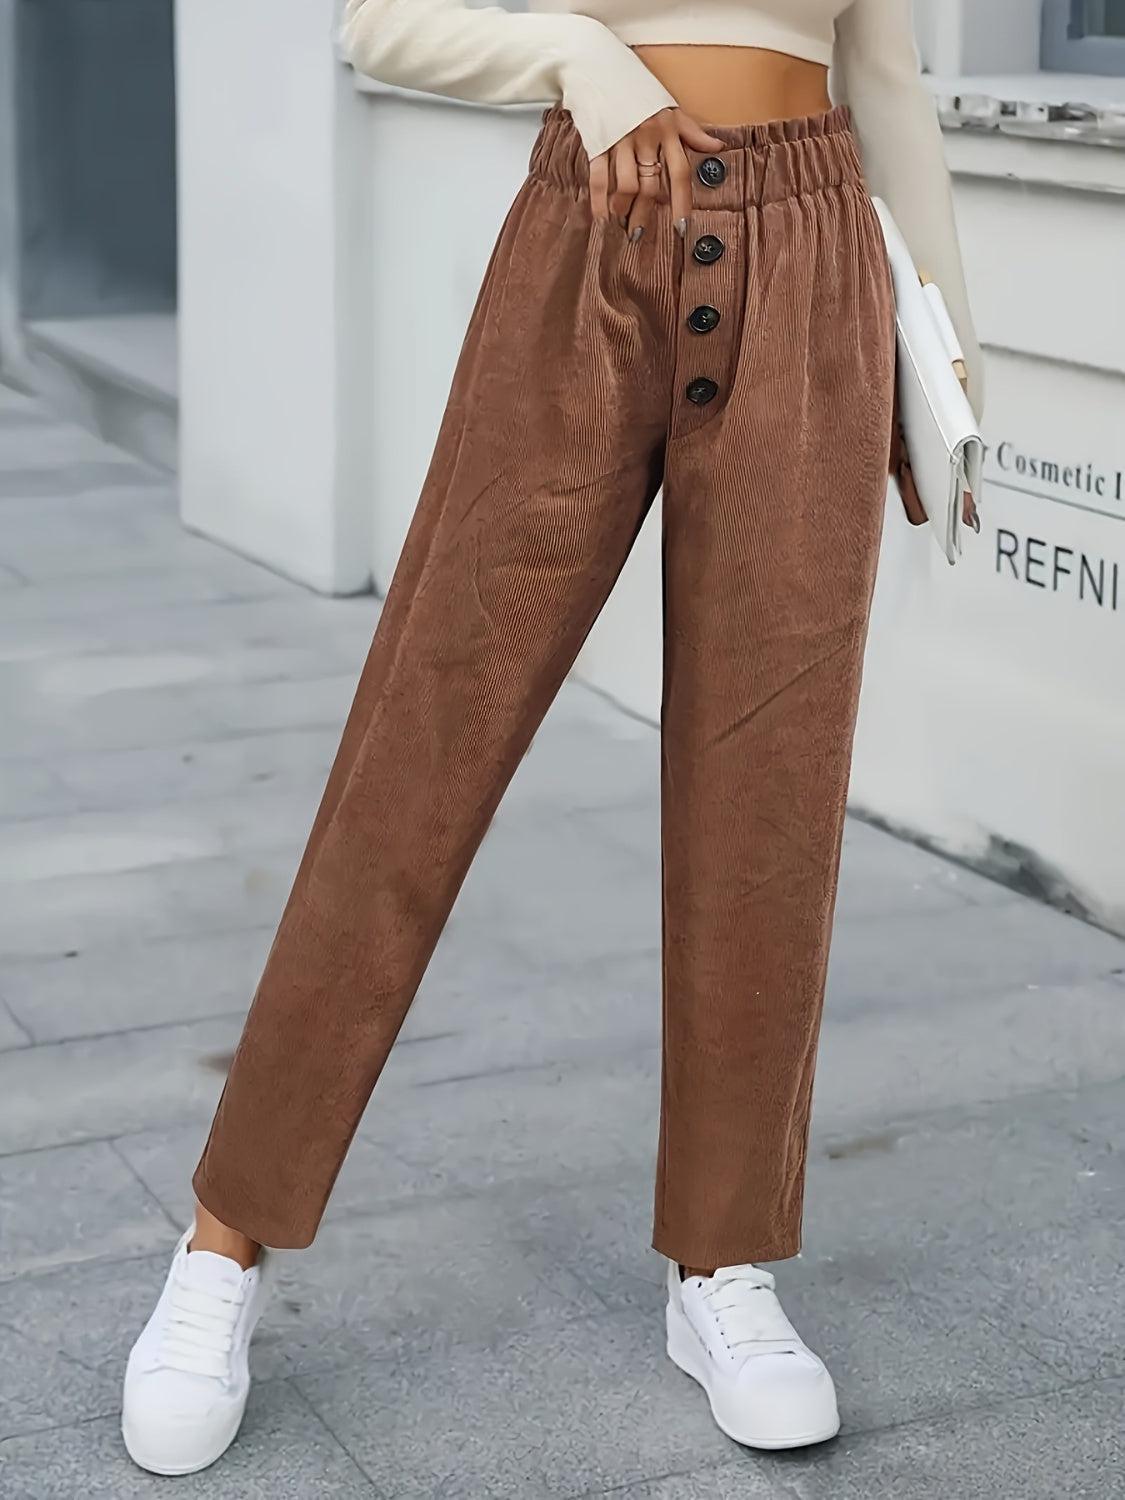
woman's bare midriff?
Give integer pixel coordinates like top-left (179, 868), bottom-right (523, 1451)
top-left (633, 45), bottom-right (832, 126)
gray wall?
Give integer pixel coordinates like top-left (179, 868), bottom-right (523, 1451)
top-left (0, 0), bottom-right (21, 364)
top-left (16, 0), bottom-right (176, 319)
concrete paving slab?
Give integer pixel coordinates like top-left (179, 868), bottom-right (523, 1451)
top-left (4, 588), bottom-right (375, 653)
top-left (3, 675), bottom-right (262, 759)
top-left (835, 818), bottom-right (1019, 916)
top-left (827, 898), bottom-right (1124, 1011)
top-left (616, 1379), bottom-right (1125, 1497)
top-left (356, 1046), bottom-right (662, 1198)
top-left (0, 1140), bottom-right (174, 1281)
top-left (813, 972), bottom-right (1125, 1127)
top-left (297, 1311), bottom-right (734, 1499)
top-left (803, 1082), bottom-right (1125, 1262)
top-left (0, 1321), bottom-right (118, 1444)
top-left (266, 1197), bottom-right (605, 1377)
top-left (0, 999), bottom-right (31, 1051)
top-left (112, 1122), bottom-right (428, 1238)
top-left (935, 1202), bottom-right (1125, 1386)
top-left (0, 758), bottom-right (79, 821)
top-left (2, 641), bottom-right (361, 711)
top-left (2, 669), bottom-right (359, 758)
top-left (608, 1466), bottom-right (797, 1499)
top-left (0, 386), bottom-right (46, 419)
top-left (191, 672), bottom-right (360, 740)
top-left (466, 811), bottom-right (661, 966)
top-left (0, 926), bottom-right (274, 1042)
top-left (0, 484), bottom-right (168, 528)
top-left (0, 853), bottom-right (288, 960)
top-left (0, 420), bottom-right (148, 474)
top-left (504, 708), bottom-right (660, 822)
top-left (0, 1017), bottom-right (237, 1154)
top-left (777, 1377), bottom-right (1125, 1500)
top-left (47, 725), bottom-right (341, 811)
top-left (0, 783), bottom-right (324, 883)
top-left (0, 1249), bottom-right (185, 1412)
top-left (0, 459), bottom-right (158, 498)
top-left (0, 1382), bottom-right (378, 1498)
top-left (1, 518), bottom-right (251, 584)
top-left (0, 1194), bottom-right (602, 1395)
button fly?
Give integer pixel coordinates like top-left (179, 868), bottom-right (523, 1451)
top-left (697, 156), bottom-right (727, 187)
top-left (692, 234), bottom-right (725, 265)
top-left (687, 305), bottom-right (721, 335)
top-left (686, 377), bottom-right (719, 406)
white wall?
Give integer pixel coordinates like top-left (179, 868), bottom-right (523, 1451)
top-left (853, 347), bottom-right (1125, 928)
top-left (176, 0), bottom-right (372, 593)
top-left (851, 146), bottom-right (1125, 932)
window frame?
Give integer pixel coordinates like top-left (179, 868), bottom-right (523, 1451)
top-left (1041, 0), bottom-right (1125, 75)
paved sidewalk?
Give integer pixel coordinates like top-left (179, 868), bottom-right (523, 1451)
top-left (1, 381), bottom-right (1124, 1499)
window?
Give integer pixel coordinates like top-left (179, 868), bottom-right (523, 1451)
top-left (1041, 0), bottom-right (1125, 73)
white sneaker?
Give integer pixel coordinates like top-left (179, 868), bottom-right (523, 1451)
top-left (666, 1260), bottom-right (840, 1450)
top-left (122, 1228), bottom-right (270, 1475)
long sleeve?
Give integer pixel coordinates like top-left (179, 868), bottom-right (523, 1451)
top-left (834, 0), bottom-right (984, 418)
top-left (340, 0), bottom-right (678, 159)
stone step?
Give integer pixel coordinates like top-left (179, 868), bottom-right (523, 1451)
top-left (22, 313), bottom-right (178, 472)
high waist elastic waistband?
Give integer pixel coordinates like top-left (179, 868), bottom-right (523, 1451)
top-left (530, 103), bottom-right (866, 208)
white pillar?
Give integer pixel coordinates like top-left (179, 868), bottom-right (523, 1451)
top-left (352, 87), bottom-right (539, 593)
top-left (176, 0), bottom-right (372, 593)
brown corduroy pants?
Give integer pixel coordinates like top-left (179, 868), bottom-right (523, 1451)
top-left (194, 105), bottom-right (896, 1269)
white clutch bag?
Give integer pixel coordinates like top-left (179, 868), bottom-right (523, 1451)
top-left (872, 196), bottom-right (983, 566)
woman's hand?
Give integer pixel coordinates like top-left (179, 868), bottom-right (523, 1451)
top-left (588, 108), bottom-right (726, 241)
top-left (892, 419), bottom-right (980, 532)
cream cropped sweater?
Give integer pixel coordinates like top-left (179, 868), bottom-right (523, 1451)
top-left (341, 0), bottom-right (982, 416)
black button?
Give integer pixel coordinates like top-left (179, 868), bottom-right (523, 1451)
top-left (687, 305), bottom-right (721, 335)
top-left (686, 377), bottom-right (719, 406)
top-left (697, 156), bottom-right (727, 187)
top-left (692, 234), bottom-right (725, 265)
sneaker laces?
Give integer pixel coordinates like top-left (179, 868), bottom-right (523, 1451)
top-left (698, 1264), bottom-right (799, 1355)
top-left (157, 1260), bottom-right (246, 1380)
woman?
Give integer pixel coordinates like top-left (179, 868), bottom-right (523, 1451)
top-left (122, 0), bottom-right (982, 1475)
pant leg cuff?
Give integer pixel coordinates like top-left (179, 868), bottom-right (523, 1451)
top-left (192, 1166), bottom-right (318, 1251)
top-left (651, 1224), bottom-right (802, 1268)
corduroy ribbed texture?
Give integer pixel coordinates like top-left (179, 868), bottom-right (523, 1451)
top-left (194, 105), bottom-right (896, 1268)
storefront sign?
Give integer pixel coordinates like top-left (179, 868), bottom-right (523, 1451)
top-left (989, 439), bottom-right (1125, 520)
top-left (994, 526), bottom-right (1122, 609)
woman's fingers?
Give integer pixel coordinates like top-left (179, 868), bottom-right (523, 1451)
top-left (627, 191), bottom-right (655, 241)
top-left (898, 458), bottom-right (926, 526)
top-left (661, 115), bottom-right (693, 235)
top-left (589, 152), bottom-right (611, 222)
top-left (611, 140), bottom-right (639, 230)
top-left (590, 107), bottom-right (726, 238)
top-left (893, 423), bottom-right (928, 526)
top-left (672, 108), bottom-right (726, 154)
top-left (626, 121), bottom-right (663, 240)
top-left (889, 409), bottom-right (904, 475)
top-left (626, 188), bottom-right (656, 241)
